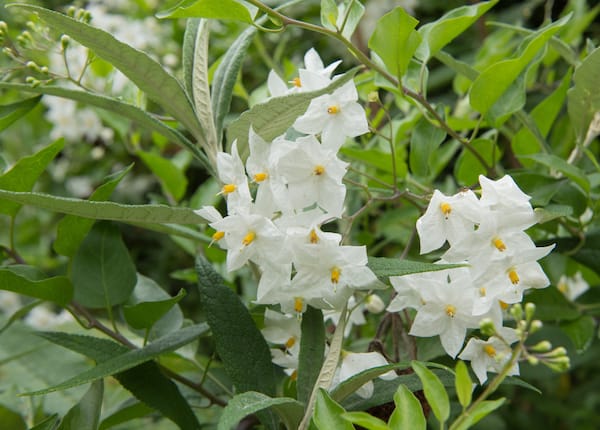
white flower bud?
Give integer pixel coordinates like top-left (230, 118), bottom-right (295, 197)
top-left (365, 294), bottom-right (385, 314)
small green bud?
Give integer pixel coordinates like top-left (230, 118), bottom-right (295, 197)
top-left (479, 318), bottom-right (496, 336)
top-left (26, 61), bottom-right (40, 72)
top-left (26, 21), bottom-right (36, 31)
top-left (2, 47), bottom-right (15, 57)
top-left (517, 320), bottom-right (527, 332)
top-left (0, 21), bottom-right (8, 34)
top-left (525, 302), bottom-right (536, 321)
top-left (529, 320), bottom-right (543, 334)
top-left (40, 66), bottom-right (49, 74)
top-left (67, 6), bottom-right (77, 17)
top-left (367, 91), bottom-right (380, 103)
top-left (529, 340), bottom-right (552, 353)
top-left (60, 35), bottom-right (70, 50)
top-left (25, 76), bottom-right (40, 87)
top-left (545, 356), bottom-right (570, 372)
top-left (82, 11), bottom-right (92, 24)
top-left (527, 355), bottom-right (539, 365)
top-left (510, 303), bottom-right (523, 321)
top-left (545, 346), bottom-right (567, 358)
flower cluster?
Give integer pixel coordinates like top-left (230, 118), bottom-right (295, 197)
top-left (387, 175), bottom-right (554, 383)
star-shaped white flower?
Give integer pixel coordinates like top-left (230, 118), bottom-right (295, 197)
top-left (332, 351), bottom-right (396, 399)
top-left (216, 141), bottom-right (252, 213)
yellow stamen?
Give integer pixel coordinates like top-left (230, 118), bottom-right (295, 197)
top-left (492, 236), bottom-right (507, 251)
top-left (479, 287), bottom-right (487, 297)
top-left (294, 297), bottom-right (304, 314)
top-left (330, 266), bottom-right (341, 284)
top-left (327, 104), bottom-right (340, 114)
top-left (253, 172), bottom-right (268, 182)
top-left (508, 269), bottom-right (520, 285)
top-left (499, 301), bottom-right (509, 310)
top-left (484, 345), bottom-right (497, 357)
top-left (292, 77), bottom-right (301, 87)
top-left (222, 183), bottom-right (236, 194)
top-left (557, 282), bottom-right (568, 293)
top-left (290, 370), bottom-right (298, 381)
top-left (309, 229), bottom-right (319, 244)
top-left (212, 231), bottom-right (225, 242)
top-left (285, 337), bottom-right (296, 349)
top-left (445, 304), bottom-right (456, 318)
top-left (440, 202), bottom-right (452, 218)
top-left (242, 231), bottom-right (256, 246)
top-left (314, 165), bottom-right (325, 176)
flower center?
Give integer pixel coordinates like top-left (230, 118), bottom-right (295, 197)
top-left (492, 236), bottom-right (507, 251)
top-left (285, 336), bottom-right (296, 349)
top-left (445, 304), bottom-right (456, 318)
top-left (294, 297), bottom-right (304, 314)
top-left (484, 345), bottom-right (497, 357)
top-left (327, 104), bottom-right (340, 114)
top-left (212, 231), bottom-right (225, 242)
top-left (292, 77), bottom-right (301, 87)
top-left (508, 268), bottom-right (520, 285)
top-left (314, 165), bottom-right (326, 176)
top-left (253, 172), bottom-right (268, 182)
top-left (499, 300), bottom-right (509, 310)
top-left (440, 202), bottom-right (452, 218)
top-left (330, 266), bottom-right (341, 284)
top-left (557, 282), bottom-right (568, 293)
top-left (309, 229), bottom-right (319, 244)
top-left (242, 231), bottom-right (256, 246)
top-left (479, 287), bottom-right (487, 297)
top-left (222, 183), bottom-right (236, 194)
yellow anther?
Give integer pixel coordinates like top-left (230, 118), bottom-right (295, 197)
top-left (309, 229), bottom-right (319, 244)
top-left (445, 304), bottom-right (456, 318)
top-left (327, 104), bottom-right (340, 114)
top-left (212, 231), bottom-right (225, 241)
top-left (292, 77), bottom-right (302, 87)
top-left (484, 345), bottom-right (497, 357)
top-left (440, 202), bottom-right (452, 218)
top-left (557, 282), bottom-right (568, 293)
top-left (508, 269), bottom-right (520, 285)
top-left (314, 165), bottom-right (326, 176)
top-left (285, 337), bottom-right (296, 349)
top-left (330, 266), bottom-right (341, 284)
top-left (499, 301), bottom-right (509, 310)
top-left (479, 287), bottom-right (487, 297)
top-left (253, 172), bottom-right (268, 182)
top-left (242, 231), bottom-right (256, 246)
top-left (492, 236), bottom-right (507, 251)
top-left (222, 183), bottom-right (236, 194)
top-left (294, 297), bottom-right (304, 313)
top-left (290, 369), bottom-right (298, 381)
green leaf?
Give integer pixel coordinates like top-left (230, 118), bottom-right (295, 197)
top-left (338, 0), bottom-right (365, 40)
top-left (367, 257), bottom-right (464, 278)
top-left (409, 116), bottom-right (447, 178)
top-left (30, 415), bottom-right (60, 430)
top-left (388, 385), bottom-right (426, 430)
top-left (212, 26), bottom-right (256, 145)
top-left (218, 392), bottom-right (304, 430)
top-left (411, 361), bottom-right (450, 424)
top-left (453, 398), bottom-right (505, 430)
top-left (455, 138), bottom-right (500, 185)
top-left (54, 165), bottom-right (131, 257)
top-left (341, 411), bottom-right (389, 430)
top-left (416, 1), bottom-right (498, 61)
top-left (71, 222), bottom-right (137, 309)
top-left (0, 268), bottom-right (72, 306)
top-left (123, 280), bottom-right (186, 330)
top-left (313, 389), bottom-right (353, 430)
top-left (27, 323), bottom-right (209, 395)
top-left (567, 46), bottom-right (600, 143)
top-left (560, 315), bottom-right (596, 354)
top-left (0, 83), bottom-right (211, 171)
top-left (226, 68), bottom-right (359, 158)
top-left (331, 363), bottom-right (410, 404)
top-left (469, 14), bottom-right (570, 115)
top-left (195, 255), bottom-right (276, 395)
top-left (57, 380), bottom-right (104, 430)
top-left (0, 189), bottom-right (206, 224)
top-left (0, 95), bottom-right (41, 132)
top-left (99, 402), bottom-right (154, 430)
top-left (157, 0), bottom-right (254, 23)
top-left (320, 0), bottom-right (338, 31)
top-left (0, 404), bottom-right (26, 430)
top-left (9, 5), bottom-right (205, 144)
top-left (368, 7), bottom-right (421, 79)
top-left (524, 288), bottom-right (580, 321)
top-left (138, 151), bottom-right (188, 202)
top-left (454, 360), bottom-right (473, 409)
top-left (522, 153), bottom-right (590, 194)
top-left (297, 306), bottom-right (325, 406)
top-left (0, 139), bottom-right (64, 217)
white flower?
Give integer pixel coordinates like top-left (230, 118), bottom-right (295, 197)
top-left (0, 291), bottom-right (21, 315)
top-left (332, 351), bottom-right (396, 399)
top-left (324, 295), bottom-right (367, 336)
top-left (262, 309), bottom-right (301, 355)
top-left (216, 142), bottom-right (252, 213)
top-left (293, 81), bottom-right (369, 151)
top-left (557, 272), bottom-right (589, 301)
top-left (459, 332), bottom-right (519, 384)
top-left (478, 175), bottom-right (536, 229)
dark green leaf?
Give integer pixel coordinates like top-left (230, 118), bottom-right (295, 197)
top-left (99, 402), bottom-right (153, 430)
top-left (0, 95), bottom-right (41, 132)
top-left (0, 405), bottom-right (26, 430)
top-left (367, 257), bottom-right (464, 278)
top-left (297, 306), bottom-right (325, 406)
top-left (30, 415), bottom-right (59, 430)
top-left (567, 46), bottom-right (600, 143)
top-left (455, 138), bottom-right (500, 186)
top-left (71, 222), bottom-right (137, 309)
top-left (0, 139), bottom-right (63, 216)
top-left (57, 380), bottom-right (104, 430)
top-left (524, 288), bottom-right (580, 321)
top-left (218, 392), bottom-right (304, 430)
top-left (313, 389), bottom-right (353, 430)
top-left (409, 116), bottom-right (447, 178)
top-left (521, 153), bottom-right (590, 194)
top-left (0, 268), bottom-right (72, 306)
top-left (0, 190), bottom-right (205, 224)
top-left (560, 315), bottom-right (596, 354)
top-left (123, 283), bottom-right (186, 330)
top-left (54, 165), bottom-right (131, 257)
top-left (388, 385), bottom-right (426, 430)
top-left (138, 151), bottom-right (188, 202)
top-left (411, 361), bottom-right (449, 424)
top-left (157, 0), bottom-right (254, 23)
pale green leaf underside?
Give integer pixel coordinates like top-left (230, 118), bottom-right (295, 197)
top-left (218, 392), bottom-right (303, 430)
top-left (367, 257), bottom-right (465, 278)
top-left (157, 0), bottom-right (254, 23)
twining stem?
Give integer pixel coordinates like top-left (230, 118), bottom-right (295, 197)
top-left (245, 0), bottom-right (496, 177)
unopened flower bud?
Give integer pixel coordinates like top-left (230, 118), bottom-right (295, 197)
top-left (67, 6), bottom-right (77, 17)
top-left (527, 355), bottom-right (540, 365)
top-left (545, 346), bottom-right (567, 358)
top-left (26, 21), bottom-right (36, 31)
top-left (529, 320), bottom-right (543, 333)
top-left (25, 76), bottom-right (40, 87)
top-left (60, 35), bottom-right (70, 50)
top-left (365, 294), bottom-right (385, 314)
top-left (530, 340), bottom-right (552, 353)
top-left (367, 91), bottom-right (380, 103)
top-left (509, 303), bottom-right (523, 321)
top-left (26, 61), bottom-right (40, 72)
top-left (479, 318), bottom-right (496, 336)
top-left (545, 356), bottom-right (570, 372)
top-left (82, 11), bottom-right (92, 23)
top-left (525, 302), bottom-right (536, 321)
top-left (0, 21), bottom-right (8, 34)
top-left (40, 66), bottom-right (49, 74)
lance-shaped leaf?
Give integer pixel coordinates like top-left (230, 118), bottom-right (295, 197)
top-left (157, 0), bottom-right (254, 23)
top-left (416, 1), bottom-right (498, 61)
top-left (522, 153), bottom-right (590, 194)
top-left (0, 190), bottom-right (206, 224)
top-left (212, 26), bottom-right (256, 145)
top-left (568, 46), bottom-right (600, 143)
top-left (0, 139), bottom-right (63, 216)
top-left (313, 389), bottom-right (353, 430)
top-left (454, 360), bottom-right (473, 409)
top-left (0, 95), bottom-right (41, 132)
top-left (453, 398), bottom-right (506, 430)
top-left (0, 268), bottom-right (72, 306)
top-left (368, 7), bottom-right (421, 79)
top-left (0, 82), bottom-right (212, 172)
top-left (30, 415), bottom-right (59, 430)
top-left (54, 165), bottom-right (131, 257)
top-left (99, 402), bottom-right (153, 430)
top-left (411, 361), bottom-right (450, 424)
top-left (195, 255), bottom-right (277, 395)
top-left (388, 385), bottom-right (426, 430)
top-left (57, 380), bottom-right (104, 430)
top-left (470, 14), bottom-right (570, 115)
top-left (71, 222), bottom-right (137, 309)
top-left (367, 257), bottom-right (464, 278)
top-left (297, 306), bottom-right (325, 406)
top-left (226, 68), bottom-right (359, 157)
top-left (9, 5), bottom-right (205, 145)
top-left (218, 392), bottom-right (304, 430)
